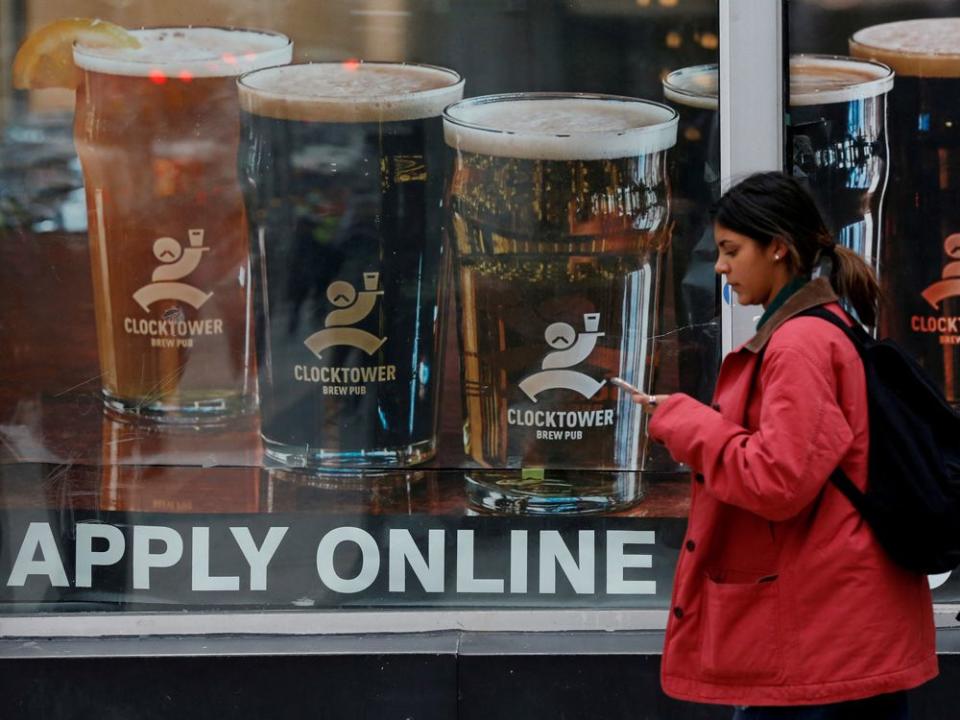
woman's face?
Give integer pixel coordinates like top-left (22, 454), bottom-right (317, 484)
top-left (714, 223), bottom-right (787, 307)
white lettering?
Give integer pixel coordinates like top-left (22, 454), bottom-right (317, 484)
top-left (606, 531), bottom-right (656, 595)
top-left (133, 526), bottom-right (184, 590)
top-left (231, 527), bottom-right (287, 591)
top-left (456, 530), bottom-right (504, 593)
top-left (510, 530), bottom-right (528, 594)
top-left (388, 529), bottom-right (445, 593)
top-left (539, 531), bottom-right (595, 595)
top-left (191, 527), bottom-right (240, 592)
top-left (3, 524), bottom-right (663, 598)
top-left (7, 522), bottom-right (69, 588)
top-left (508, 407), bottom-right (615, 431)
top-left (123, 317), bottom-right (225, 337)
top-left (295, 364), bottom-right (396, 386)
top-left (316, 527), bottom-right (380, 593)
top-left (75, 523), bottom-right (125, 588)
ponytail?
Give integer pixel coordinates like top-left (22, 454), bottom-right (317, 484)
top-left (830, 245), bottom-right (881, 328)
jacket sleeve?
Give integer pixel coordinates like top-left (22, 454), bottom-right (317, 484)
top-left (648, 346), bottom-right (855, 521)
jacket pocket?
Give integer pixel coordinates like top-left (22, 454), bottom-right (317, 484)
top-left (700, 574), bottom-right (783, 682)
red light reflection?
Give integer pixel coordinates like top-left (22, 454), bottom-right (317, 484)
top-left (222, 53), bottom-right (238, 65)
top-left (178, 70), bottom-right (193, 82)
top-left (343, 59), bottom-right (361, 71)
top-left (148, 69), bottom-right (167, 85)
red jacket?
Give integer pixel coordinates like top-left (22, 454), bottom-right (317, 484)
top-left (649, 278), bottom-right (937, 706)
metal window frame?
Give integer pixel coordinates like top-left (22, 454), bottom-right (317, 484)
top-left (719, 0), bottom-right (787, 354)
top-left (2, 607), bottom-right (959, 656)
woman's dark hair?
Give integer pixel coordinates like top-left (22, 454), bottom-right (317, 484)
top-left (711, 171), bottom-right (881, 326)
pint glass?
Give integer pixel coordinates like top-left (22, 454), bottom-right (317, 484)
top-left (238, 62), bottom-right (463, 469)
top-left (73, 27), bottom-right (292, 421)
top-left (444, 93), bottom-right (678, 513)
top-left (665, 58), bottom-right (893, 285)
top-left (852, 19), bottom-right (960, 405)
top-left (789, 55), bottom-right (893, 275)
top-left (662, 65), bottom-right (722, 406)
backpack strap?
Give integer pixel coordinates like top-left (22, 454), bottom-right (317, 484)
top-left (796, 306), bottom-right (873, 356)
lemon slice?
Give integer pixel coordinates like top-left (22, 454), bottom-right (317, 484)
top-left (12, 18), bottom-right (140, 90)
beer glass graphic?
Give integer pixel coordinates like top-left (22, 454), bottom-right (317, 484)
top-left (239, 62), bottom-right (464, 469)
top-left (852, 19), bottom-right (960, 405)
top-left (788, 54), bottom-right (893, 279)
top-left (444, 93), bottom-right (678, 513)
top-left (74, 27), bottom-right (292, 421)
top-left (665, 57), bottom-right (893, 286)
top-left (661, 64), bottom-right (723, 410)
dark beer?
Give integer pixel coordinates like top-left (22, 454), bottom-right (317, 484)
top-left (852, 20), bottom-right (960, 405)
top-left (788, 55), bottom-right (893, 275)
top-left (74, 27), bottom-right (292, 421)
top-left (665, 58), bottom-right (893, 283)
top-left (444, 94), bottom-right (677, 513)
top-left (239, 62), bottom-right (463, 469)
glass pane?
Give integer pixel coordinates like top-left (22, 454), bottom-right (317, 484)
top-left (0, 0), bottom-right (721, 613)
top-left (788, 0), bottom-right (960, 600)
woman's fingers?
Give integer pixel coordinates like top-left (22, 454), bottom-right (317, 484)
top-left (631, 392), bottom-right (667, 413)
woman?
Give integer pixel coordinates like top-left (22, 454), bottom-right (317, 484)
top-left (633, 173), bottom-right (937, 719)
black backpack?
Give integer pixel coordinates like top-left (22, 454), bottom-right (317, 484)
top-left (763, 307), bottom-right (960, 574)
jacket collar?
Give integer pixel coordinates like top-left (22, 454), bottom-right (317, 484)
top-left (743, 277), bottom-right (839, 353)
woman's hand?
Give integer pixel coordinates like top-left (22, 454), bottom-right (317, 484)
top-left (630, 393), bottom-right (670, 414)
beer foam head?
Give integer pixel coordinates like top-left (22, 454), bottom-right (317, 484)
top-left (662, 56), bottom-right (892, 111)
top-left (73, 27), bottom-right (292, 78)
top-left (790, 54), bottom-right (893, 106)
top-left (851, 19), bottom-right (960, 78)
top-left (443, 94), bottom-right (678, 160)
top-left (238, 62), bottom-right (464, 122)
top-left (663, 64), bottom-right (719, 111)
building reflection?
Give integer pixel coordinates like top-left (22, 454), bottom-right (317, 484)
top-left (263, 466), bottom-right (443, 515)
top-left (99, 412), bottom-right (261, 513)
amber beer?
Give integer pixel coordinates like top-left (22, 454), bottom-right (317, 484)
top-left (73, 27), bottom-right (292, 420)
top-left (444, 93), bottom-right (678, 513)
top-left (852, 19), bottom-right (960, 405)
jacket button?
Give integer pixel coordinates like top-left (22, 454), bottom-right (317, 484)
top-left (673, 606), bottom-right (684, 619)
top-left (695, 473), bottom-right (705, 484)
top-left (685, 540), bottom-right (696, 552)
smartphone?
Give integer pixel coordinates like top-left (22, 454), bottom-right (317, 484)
top-left (609, 376), bottom-right (643, 395)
